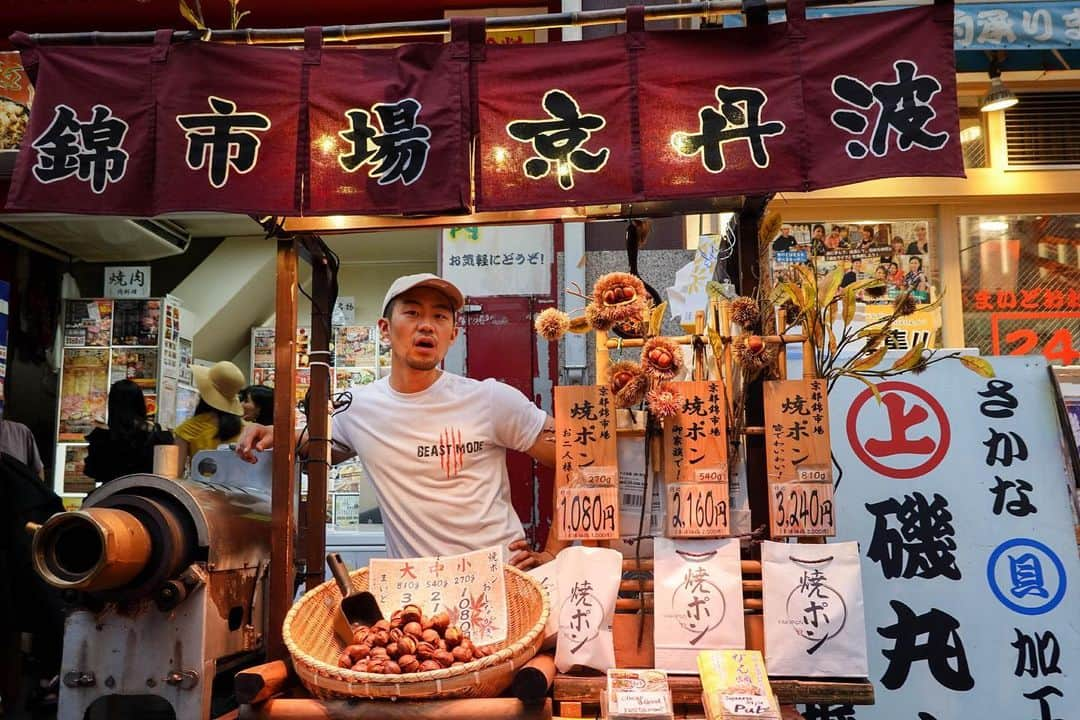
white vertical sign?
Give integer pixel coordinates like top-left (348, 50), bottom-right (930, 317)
top-left (830, 357), bottom-right (1080, 720)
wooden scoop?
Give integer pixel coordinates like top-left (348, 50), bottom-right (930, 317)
top-left (327, 553), bottom-right (384, 643)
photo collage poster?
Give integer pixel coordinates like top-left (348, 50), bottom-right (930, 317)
top-left (769, 220), bottom-right (940, 349)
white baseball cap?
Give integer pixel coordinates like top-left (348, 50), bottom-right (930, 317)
top-left (381, 273), bottom-right (465, 316)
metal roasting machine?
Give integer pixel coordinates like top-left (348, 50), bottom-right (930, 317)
top-left (29, 450), bottom-right (273, 720)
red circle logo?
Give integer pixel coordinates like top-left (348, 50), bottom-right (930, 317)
top-left (845, 381), bottom-right (950, 479)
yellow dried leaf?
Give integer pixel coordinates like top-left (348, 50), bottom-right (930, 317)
top-left (178, 0), bottom-right (206, 29)
top-left (850, 344), bottom-right (888, 372)
top-left (959, 354), bottom-right (995, 378)
top-left (818, 266), bottom-right (845, 308)
top-left (843, 287), bottom-right (856, 326)
top-left (649, 302), bottom-right (668, 336)
top-left (890, 340), bottom-right (927, 372)
top-left (841, 370), bottom-right (884, 404)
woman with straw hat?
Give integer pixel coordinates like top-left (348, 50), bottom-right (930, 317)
top-left (174, 360), bottom-right (246, 472)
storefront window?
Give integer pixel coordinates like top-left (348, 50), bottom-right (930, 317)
top-left (959, 214), bottom-right (1080, 364)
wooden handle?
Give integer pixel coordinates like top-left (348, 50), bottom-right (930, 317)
top-left (512, 652), bottom-right (556, 705)
top-left (242, 697), bottom-right (552, 720)
top-left (234, 660), bottom-right (290, 706)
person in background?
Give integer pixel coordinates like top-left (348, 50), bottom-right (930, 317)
top-left (771, 224), bottom-right (798, 252)
top-left (810, 223), bottom-right (827, 253)
top-left (239, 385), bottom-right (274, 426)
top-left (857, 225), bottom-right (876, 251)
top-left (0, 412), bottom-right (43, 480)
top-left (174, 361), bottom-right (246, 472)
top-left (84, 379), bottom-right (173, 485)
top-left (840, 259), bottom-right (860, 288)
top-left (887, 260), bottom-right (905, 288)
top-left (904, 256), bottom-right (929, 293)
top-left (906, 224), bottom-right (930, 255)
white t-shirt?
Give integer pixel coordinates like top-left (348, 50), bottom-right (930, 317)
top-left (333, 372), bottom-right (547, 560)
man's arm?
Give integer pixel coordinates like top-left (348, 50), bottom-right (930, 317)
top-left (237, 422), bottom-right (355, 464)
top-left (524, 415), bottom-right (556, 468)
top-left (507, 415), bottom-right (569, 569)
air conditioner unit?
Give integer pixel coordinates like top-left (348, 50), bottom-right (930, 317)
top-left (0, 216), bottom-right (191, 262)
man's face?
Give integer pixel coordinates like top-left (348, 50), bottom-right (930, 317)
top-left (812, 226), bottom-right (824, 240)
top-left (781, 225), bottom-right (792, 236)
top-left (379, 286), bottom-right (458, 372)
top-left (916, 226), bottom-right (927, 241)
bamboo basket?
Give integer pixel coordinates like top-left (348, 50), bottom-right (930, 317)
top-left (284, 564), bottom-right (549, 700)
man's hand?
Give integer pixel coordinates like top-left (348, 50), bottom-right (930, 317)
top-left (508, 539), bottom-right (555, 571)
top-left (236, 423), bottom-right (274, 463)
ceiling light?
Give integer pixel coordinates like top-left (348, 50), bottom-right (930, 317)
top-left (980, 57), bottom-right (1017, 113)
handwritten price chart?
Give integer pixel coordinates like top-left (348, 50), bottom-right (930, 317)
top-left (555, 386), bottom-right (619, 541)
top-left (369, 546), bottom-right (508, 644)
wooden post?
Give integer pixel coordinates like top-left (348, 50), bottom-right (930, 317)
top-left (303, 236), bottom-right (332, 591)
top-left (595, 329), bottom-right (610, 383)
top-left (234, 661), bottom-right (290, 705)
top-left (269, 237), bottom-right (299, 662)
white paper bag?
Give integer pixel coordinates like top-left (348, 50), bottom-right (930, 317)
top-left (761, 540), bottom-right (868, 677)
top-left (554, 546), bottom-right (622, 672)
top-left (654, 538), bottom-right (746, 674)
top-left (527, 562), bottom-right (559, 650)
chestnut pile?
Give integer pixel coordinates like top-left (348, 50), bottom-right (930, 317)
top-left (336, 604), bottom-right (495, 674)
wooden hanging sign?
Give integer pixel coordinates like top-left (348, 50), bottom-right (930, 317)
top-left (661, 381), bottom-right (730, 538)
top-left (555, 385), bottom-right (619, 541)
top-left (764, 378), bottom-right (835, 538)
top-left (661, 381), bottom-right (729, 484)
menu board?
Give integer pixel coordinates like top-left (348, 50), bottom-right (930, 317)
top-left (335, 325), bottom-right (376, 366)
top-left (61, 444), bottom-right (93, 494)
top-left (110, 348), bottom-right (158, 388)
top-left (112, 298), bottom-right (161, 347)
top-left (554, 385), bottom-right (619, 541)
top-left (63, 299), bottom-right (113, 347)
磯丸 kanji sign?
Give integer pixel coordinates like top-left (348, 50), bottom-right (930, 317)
top-left (5, 1), bottom-right (961, 217)
top-left (831, 357), bottom-right (1080, 720)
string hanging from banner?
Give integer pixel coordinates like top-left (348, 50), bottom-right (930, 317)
top-left (24, 0), bottom-right (917, 46)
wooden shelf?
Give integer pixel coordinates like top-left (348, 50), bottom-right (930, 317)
top-left (554, 673), bottom-right (875, 707)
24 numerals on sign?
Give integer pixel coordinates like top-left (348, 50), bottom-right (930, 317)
top-left (771, 482), bottom-right (836, 537)
top-left (557, 486), bottom-right (619, 540)
top-left (667, 482), bottom-right (730, 537)
top-left (1004, 327), bottom-right (1080, 365)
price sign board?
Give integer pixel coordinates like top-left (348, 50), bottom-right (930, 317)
top-left (764, 379), bottom-right (831, 483)
top-left (770, 481), bottom-right (836, 537)
top-left (368, 545), bottom-right (508, 644)
top-left (555, 385), bottom-right (619, 540)
top-left (665, 481), bottom-right (730, 537)
top-left (764, 378), bottom-right (834, 538)
top-left (662, 381), bottom-right (729, 484)
top-left (557, 485), bottom-right (619, 540)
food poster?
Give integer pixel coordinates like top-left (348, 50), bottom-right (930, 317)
top-left (333, 492), bottom-right (361, 528)
top-left (178, 337), bottom-right (193, 385)
top-left (769, 221), bottom-right (936, 305)
top-left (335, 325), bottom-right (376, 366)
top-left (160, 302), bottom-right (182, 379)
top-left (252, 327), bottom-right (274, 368)
top-left (58, 348), bottom-right (109, 440)
top-left (112, 298), bottom-right (161, 346)
top-left (334, 368), bottom-right (376, 392)
top-left (253, 367), bottom-right (275, 387)
top-left (369, 546), bottom-right (509, 645)
top-left (61, 444), bottom-right (93, 494)
top-left (110, 348), bottom-right (159, 389)
top-left (296, 326), bottom-right (311, 368)
top-left (0, 52), bottom-right (32, 150)
top-left (63, 299), bottom-right (113, 347)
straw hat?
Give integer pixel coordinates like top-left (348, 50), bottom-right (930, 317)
top-left (192, 361), bottom-right (245, 416)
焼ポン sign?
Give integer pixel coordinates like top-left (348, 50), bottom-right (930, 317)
top-left (764, 378), bottom-right (834, 537)
top-left (826, 357), bottom-right (1080, 720)
top-left (662, 380), bottom-right (731, 537)
top-left (555, 385), bottom-right (619, 541)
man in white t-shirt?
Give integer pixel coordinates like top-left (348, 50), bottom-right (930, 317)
top-left (238, 273), bottom-right (558, 569)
